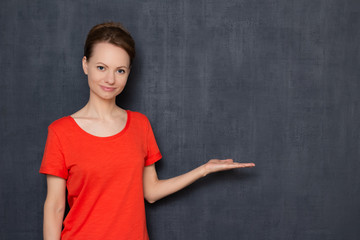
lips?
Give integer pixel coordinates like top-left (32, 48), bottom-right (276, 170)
top-left (100, 85), bottom-right (116, 92)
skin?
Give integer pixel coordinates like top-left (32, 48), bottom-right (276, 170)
top-left (43, 41), bottom-right (255, 239)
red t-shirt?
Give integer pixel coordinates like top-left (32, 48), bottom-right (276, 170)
top-left (39, 110), bottom-right (162, 240)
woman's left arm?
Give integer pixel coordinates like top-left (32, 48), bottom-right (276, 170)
top-left (143, 159), bottom-right (255, 203)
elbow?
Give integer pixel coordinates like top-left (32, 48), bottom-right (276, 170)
top-left (143, 182), bottom-right (160, 204)
top-left (146, 199), bottom-right (156, 204)
top-left (144, 195), bottom-right (157, 204)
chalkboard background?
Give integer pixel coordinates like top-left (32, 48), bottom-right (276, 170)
top-left (1, 0), bottom-right (359, 239)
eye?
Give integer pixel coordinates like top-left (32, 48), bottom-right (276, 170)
top-left (97, 66), bottom-right (105, 71)
top-left (117, 69), bottom-right (126, 74)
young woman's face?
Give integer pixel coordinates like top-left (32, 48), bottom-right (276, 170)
top-left (82, 42), bottom-right (131, 100)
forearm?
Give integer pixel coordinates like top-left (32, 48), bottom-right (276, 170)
top-left (144, 165), bottom-right (206, 203)
top-left (43, 199), bottom-right (65, 240)
top-left (144, 159), bottom-right (255, 203)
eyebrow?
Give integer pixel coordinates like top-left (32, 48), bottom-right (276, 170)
top-left (96, 62), bottom-right (129, 69)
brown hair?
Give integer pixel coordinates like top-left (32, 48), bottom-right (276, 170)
top-left (84, 22), bottom-right (136, 65)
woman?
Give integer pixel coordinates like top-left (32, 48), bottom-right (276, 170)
top-left (39, 22), bottom-right (255, 240)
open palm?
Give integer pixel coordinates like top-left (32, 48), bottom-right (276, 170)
top-left (203, 159), bottom-right (255, 176)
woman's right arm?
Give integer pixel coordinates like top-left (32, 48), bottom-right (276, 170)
top-left (43, 175), bottom-right (66, 240)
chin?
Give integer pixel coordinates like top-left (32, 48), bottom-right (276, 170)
top-left (102, 92), bottom-right (121, 99)
top-left (91, 89), bottom-right (123, 100)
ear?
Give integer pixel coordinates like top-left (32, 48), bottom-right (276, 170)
top-left (82, 56), bottom-right (88, 75)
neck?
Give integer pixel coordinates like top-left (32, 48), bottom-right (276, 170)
top-left (83, 91), bottom-right (121, 120)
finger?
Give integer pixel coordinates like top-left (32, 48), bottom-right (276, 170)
top-left (231, 163), bottom-right (255, 168)
top-left (239, 163), bottom-right (255, 167)
top-left (232, 162), bottom-right (255, 165)
top-left (209, 159), bottom-right (222, 163)
top-left (214, 159), bottom-right (231, 164)
top-left (221, 159), bottom-right (234, 164)
top-left (211, 159), bottom-right (233, 162)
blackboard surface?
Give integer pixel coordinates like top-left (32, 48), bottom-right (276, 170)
top-left (1, 0), bottom-right (359, 239)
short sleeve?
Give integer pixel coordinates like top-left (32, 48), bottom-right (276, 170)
top-left (39, 125), bottom-right (69, 179)
top-left (144, 118), bottom-right (162, 166)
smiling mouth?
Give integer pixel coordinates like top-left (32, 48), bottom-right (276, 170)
top-left (100, 86), bottom-right (116, 92)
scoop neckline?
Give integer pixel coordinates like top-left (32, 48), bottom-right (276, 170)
top-left (67, 110), bottom-right (131, 140)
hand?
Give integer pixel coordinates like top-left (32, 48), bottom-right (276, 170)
top-left (201, 159), bottom-right (255, 177)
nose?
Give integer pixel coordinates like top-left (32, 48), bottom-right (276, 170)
top-left (105, 72), bottom-right (115, 84)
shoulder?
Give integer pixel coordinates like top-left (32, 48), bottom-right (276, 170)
top-left (128, 110), bottom-right (155, 132)
top-left (128, 110), bottom-right (150, 123)
top-left (47, 115), bottom-right (73, 133)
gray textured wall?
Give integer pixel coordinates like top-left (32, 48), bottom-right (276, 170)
top-left (1, 0), bottom-right (359, 239)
